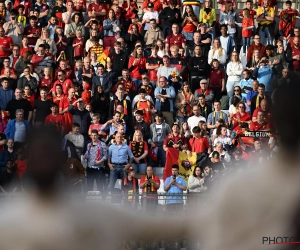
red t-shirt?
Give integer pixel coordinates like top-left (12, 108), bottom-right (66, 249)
top-left (252, 107), bottom-right (272, 122)
top-left (73, 0), bottom-right (87, 12)
top-left (0, 36), bottom-right (13, 58)
top-left (23, 26), bottom-right (41, 46)
top-left (249, 121), bottom-right (271, 131)
top-left (209, 68), bottom-right (224, 88)
top-left (40, 77), bottom-right (53, 93)
top-left (53, 79), bottom-right (73, 95)
top-left (232, 112), bottom-right (251, 131)
top-left (73, 37), bottom-right (85, 57)
top-left (165, 34), bottom-right (186, 49)
top-left (45, 113), bottom-right (65, 132)
top-left (16, 159), bottom-right (27, 179)
top-left (290, 46), bottom-right (300, 71)
top-left (242, 18), bottom-right (254, 38)
top-left (128, 57), bottom-right (147, 80)
top-left (20, 47), bottom-right (33, 56)
top-left (188, 137), bottom-right (209, 153)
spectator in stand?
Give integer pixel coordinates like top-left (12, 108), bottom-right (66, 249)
top-left (146, 45), bottom-right (163, 87)
top-left (249, 110), bottom-right (271, 131)
top-left (241, 8), bottom-right (254, 55)
top-left (129, 130), bottom-right (148, 174)
top-left (175, 82), bottom-right (194, 124)
top-left (207, 100), bottom-right (229, 129)
top-left (131, 110), bottom-right (150, 141)
top-left (246, 35), bottom-right (266, 63)
top-left (107, 132), bottom-right (134, 192)
top-left (65, 123), bottom-right (85, 158)
top-left (199, 24), bottom-right (213, 58)
top-left (194, 79), bottom-right (214, 107)
top-left (231, 102), bottom-right (251, 132)
top-left (5, 109), bottom-right (30, 146)
top-left (17, 67), bottom-right (37, 93)
top-left (103, 9), bottom-right (120, 49)
top-left (239, 69), bottom-right (253, 100)
top-left (139, 165), bottom-right (160, 212)
top-left (101, 111), bottom-right (126, 137)
top-left (229, 86), bottom-right (247, 108)
top-left (196, 94), bottom-right (212, 121)
top-left (256, 0), bottom-right (275, 46)
top-left (14, 51), bottom-right (33, 77)
top-left (0, 26), bottom-right (13, 67)
top-left (186, 32), bottom-right (203, 59)
top-left (163, 122), bottom-right (188, 152)
top-left (128, 46), bottom-right (147, 90)
top-left (164, 164), bottom-right (187, 213)
top-left (188, 45), bottom-right (209, 93)
top-left (252, 55), bottom-right (273, 95)
top-left (286, 36), bottom-right (300, 76)
top-left (187, 105), bottom-right (206, 131)
top-left (110, 41), bottom-right (128, 77)
top-left (187, 126), bottom-right (211, 154)
top-left (144, 20), bottom-right (164, 49)
top-left (33, 88), bottom-right (53, 125)
top-left (158, 0), bottom-right (182, 37)
top-left (226, 51), bottom-right (244, 97)
top-left (156, 38), bottom-right (169, 57)
top-left (165, 23), bottom-right (186, 52)
top-left (34, 28), bottom-right (57, 56)
top-left (23, 16), bottom-right (41, 48)
top-left (208, 39), bottom-right (227, 66)
top-left (0, 139), bottom-right (16, 172)
top-left (208, 59), bottom-right (225, 101)
top-left (219, 11), bottom-right (236, 56)
top-left (10, 45), bottom-right (20, 69)
top-left (52, 70), bottom-right (73, 95)
top-left (91, 85), bottom-right (110, 124)
top-left (250, 83), bottom-right (272, 115)
top-left (3, 10), bottom-right (24, 46)
top-left (44, 103), bottom-right (65, 135)
top-left (68, 99), bottom-right (91, 139)
top-left (31, 44), bottom-right (52, 77)
top-left (154, 76), bottom-right (176, 126)
top-left (83, 129), bottom-right (108, 193)
top-left (0, 78), bottom-right (14, 110)
top-left (124, 24), bottom-right (143, 54)
top-left (266, 45), bottom-right (287, 80)
top-left (199, 0), bottom-right (217, 41)
top-left (142, 3), bottom-right (159, 35)
top-left (252, 99), bottom-right (272, 123)
top-left (239, 0), bottom-right (256, 20)
top-left (181, 5), bottom-right (198, 44)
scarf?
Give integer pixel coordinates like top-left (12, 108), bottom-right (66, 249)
top-left (143, 175), bottom-right (155, 193)
top-left (123, 177), bottom-right (137, 201)
top-left (87, 140), bottom-right (102, 161)
top-left (256, 94), bottom-right (266, 108)
top-left (131, 141), bottom-right (144, 157)
top-left (213, 111), bottom-right (223, 119)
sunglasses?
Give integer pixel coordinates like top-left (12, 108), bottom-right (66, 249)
top-left (234, 89), bottom-right (240, 92)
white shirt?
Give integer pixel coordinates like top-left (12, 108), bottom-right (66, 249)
top-left (187, 115), bottom-right (206, 131)
top-left (142, 11), bottom-right (158, 30)
top-left (157, 65), bottom-right (179, 79)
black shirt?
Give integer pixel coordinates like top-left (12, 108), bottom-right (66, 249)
top-left (200, 32), bottom-right (212, 58)
top-left (158, 7), bottom-right (182, 27)
top-left (5, 98), bottom-right (33, 120)
top-left (34, 99), bottom-right (53, 123)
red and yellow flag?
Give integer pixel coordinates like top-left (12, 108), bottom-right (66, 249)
top-left (163, 148), bottom-right (197, 187)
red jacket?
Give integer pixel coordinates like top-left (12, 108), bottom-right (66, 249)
top-left (128, 57), bottom-right (147, 80)
top-left (246, 43), bottom-right (266, 62)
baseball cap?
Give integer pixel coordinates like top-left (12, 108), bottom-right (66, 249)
top-left (148, 2), bottom-right (154, 8)
top-left (200, 79), bottom-right (208, 84)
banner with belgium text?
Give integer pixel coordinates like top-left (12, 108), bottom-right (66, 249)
top-left (164, 148), bottom-right (197, 188)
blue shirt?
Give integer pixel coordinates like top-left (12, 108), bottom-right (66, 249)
top-left (239, 78), bottom-right (253, 99)
top-left (246, 90), bottom-right (258, 102)
top-left (257, 66), bottom-right (273, 92)
top-left (108, 143), bottom-right (133, 164)
top-left (164, 176), bottom-right (186, 204)
top-left (101, 123), bottom-right (127, 137)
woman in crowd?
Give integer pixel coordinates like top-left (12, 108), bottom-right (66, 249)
top-left (54, 26), bottom-right (67, 57)
top-left (209, 141), bottom-right (231, 167)
top-left (52, 84), bottom-right (64, 106)
top-left (219, 2), bottom-right (237, 41)
top-left (181, 5), bottom-right (198, 43)
top-left (246, 49), bottom-right (261, 74)
top-left (213, 125), bottom-right (232, 150)
top-left (208, 39), bottom-right (227, 66)
top-left (65, 12), bottom-right (85, 43)
top-left (103, 9), bottom-right (120, 49)
top-left (180, 121), bottom-right (192, 140)
top-left (175, 82), bottom-right (194, 124)
top-left (85, 29), bottom-right (103, 54)
top-left (228, 95), bottom-right (240, 119)
top-left (188, 166), bottom-right (205, 204)
top-left (129, 130), bottom-right (148, 174)
top-left (128, 45), bottom-right (147, 89)
top-left (156, 38), bottom-right (168, 57)
top-left (226, 51), bottom-right (244, 97)
top-left (91, 85), bottom-right (110, 124)
top-left (124, 24), bottom-right (143, 54)
top-left (90, 52), bottom-right (99, 72)
top-left (231, 101), bottom-right (251, 132)
top-left (35, 28), bottom-right (57, 56)
top-left (199, 0), bottom-right (217, 41)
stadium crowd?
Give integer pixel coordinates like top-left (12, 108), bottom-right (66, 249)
top-left (0, 0), bottom-right (299, 205)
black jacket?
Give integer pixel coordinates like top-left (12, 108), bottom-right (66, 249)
top-left (188, 56), bottom-right (210, 77)
top-left (110, 50), bottom-right (128, 76)
top-left (92, 73), bottom-right (113, 95)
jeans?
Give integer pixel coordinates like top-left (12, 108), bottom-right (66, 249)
top-left (259, 27), bottom-right (273, 46)
top-left (108, 165), bottom-right (125, 191)
top-left (131, 162), bottom-right (147, 174)
top-left (86, 167), bottom-right (106, 192)
top-left (177, 116), bottom-right (188, 125)
top-left (132, 78), bottom-right (142, 89)
top-left (242, 37), bottom-right (251, 54)
top-left (226, 80), bottom-right (240, 97)
top-left (182, 31), bottom-right (194, 42)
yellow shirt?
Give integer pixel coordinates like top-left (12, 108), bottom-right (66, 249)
top-left (256, 6), bottom-right (274, 25)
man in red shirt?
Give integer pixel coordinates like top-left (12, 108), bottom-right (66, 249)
top-left (287, 36), bottom-right (300, 76)
top-left (0, 27), bottom-right (13, 66)
top-left (139, 165), bottom-right (160, 213)
top-left (287, 27), bottom-right (300, 49)
top-left (23, 16), bottom-right (41, 47)
top-left (87, 0), bottom-right (108, 23)
top-left (52, 70), bottom-right (73, 95)
top-left (252, 99), bottom-right (272, 123)
top-left (249, 111), bottom-right (271, 131)
top-left (187, 126), bottom-right (211, 154)
top-left (165, 23), bottom-right (186, 52)
top-left (146, 45), bottom-right (163, 86)
top-left (45, 103), bottom-right (65, 135)
top-left (246, 34), bottom-right (266, 62)
top-left (54, 60), bottom-right (76, 82)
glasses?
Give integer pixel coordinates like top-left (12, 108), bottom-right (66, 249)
top-left (234, 89), bottom-right (240, 92)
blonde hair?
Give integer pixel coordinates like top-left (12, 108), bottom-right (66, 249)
top-left (132, 130), bottom-right (143, 142)
top-left (212, 39), bottom-right (224, 57)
